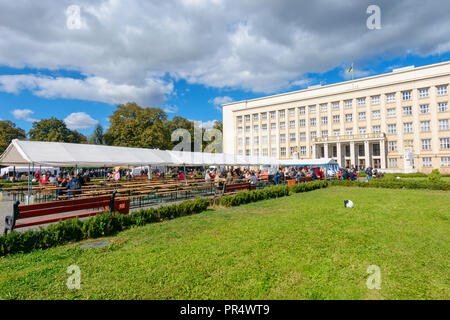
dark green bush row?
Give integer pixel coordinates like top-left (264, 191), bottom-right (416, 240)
top-left (289, 180), bottom-right (329, 193)
top-left (217, 185), bottom-right (291, 207)
top-left (0, 197), bottom-right (209, 257)
top-left (330, 178), bottom-right (450, 190)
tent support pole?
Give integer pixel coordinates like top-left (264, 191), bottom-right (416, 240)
top-left (184, 165), bottom-right (187, 185)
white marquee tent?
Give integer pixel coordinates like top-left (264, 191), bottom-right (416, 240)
top-left (0, 140), bottom-right (279, 168)
top-left (278, 158), bottom-right (339, 167)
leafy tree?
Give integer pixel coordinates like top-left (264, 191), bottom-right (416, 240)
top-left (0, 120), bottom-right (26, 153)
top-left (213, 120), bottom-right (223, 132)
top-left (88, 123), bottom-right (105, 145)
top-left (104, 102), bottom-right (171, 149)
top-left (28, 118), bottom-right (87, 143)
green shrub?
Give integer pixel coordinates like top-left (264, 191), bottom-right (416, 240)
top-left (330, 178), bottom-right (450, 190)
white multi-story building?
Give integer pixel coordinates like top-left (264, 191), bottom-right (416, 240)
top-left (223, 61), bottom-right (450, 173)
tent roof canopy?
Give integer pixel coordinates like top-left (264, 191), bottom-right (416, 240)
top-left (0, 140), bottom-right (279, 167)
top-left (278, 158), bottom-right (339, 166)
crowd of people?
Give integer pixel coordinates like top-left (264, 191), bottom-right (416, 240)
top-left (336, 166), bottom-right (383, 181)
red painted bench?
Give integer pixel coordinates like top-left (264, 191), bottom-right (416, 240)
top-left (223, 182), bottom-right (256, 195)
top-left (4, 192), bottom-right (130, 235)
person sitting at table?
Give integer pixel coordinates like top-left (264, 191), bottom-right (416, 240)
top-left (66, 175), bottom-right (81, 195)
top-left (39, 173), bottom-right (49, 185)
top-left (178, 171), bottom-right (185, 180)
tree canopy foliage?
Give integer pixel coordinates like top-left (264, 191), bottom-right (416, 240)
top-left (0, 120), bottom-right (26, 154)
top-left (28, 118), bottom-right (87, 144)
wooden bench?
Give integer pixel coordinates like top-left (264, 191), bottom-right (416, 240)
top-left (299, 176), bottom-right (312, 183)
top-left (4, 192), bottom-right (130, 235)
top-left (223, 182), bottom-right (256, 195)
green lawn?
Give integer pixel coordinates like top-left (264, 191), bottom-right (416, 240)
top-left (0, 186), bottom-right (448, 300)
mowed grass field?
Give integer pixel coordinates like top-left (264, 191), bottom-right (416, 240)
top-left (0, 186), bottom-right (448, 300)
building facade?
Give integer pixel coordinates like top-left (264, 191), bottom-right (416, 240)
top-left (223, 61), bottom-right (450, 173)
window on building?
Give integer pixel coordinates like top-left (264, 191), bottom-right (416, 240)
top-left (422, 157), bottom-right (432, 167)
top-left (404, 122), bottom-right (413, 133)
top-left (358, 98), bottom-right (366, 106)
top-left (372, 110), bottom-right (381, 119)
top-left (359, 127), bottom-right (367, 134)
top-left (253, 125), bottom-right (259, 132)
top-left (245, 149), bottom-right (250, 156)
top-left (299, 107), bottom-right (306, 115)
top-left (309, 105), bottom-right (316, 114)
top-left (386, 93), bottom-right (396, 103)
top-left (310, 118), bottom-right (316, 126)
top-left (237, 127), bottom-right (243, 134)
top-left (262, 136), bottom-right (268, 144)
top-left (299, 132), bottom-right (306, 141)
top-left (421, 121), bottom-right (431, 132)
top-left (334, 129), bottom-right (340, 136)
top-left (403, 106), bottom-right (412, 116)
top-left (237, 116), bottom-right (242, 123)
top-left (333, 115), bottom-right (340, 123)
top-left (373, 125), bottom-right (381, 133)
top-left (320, 104), bottom-right (327, 112)
top-left (373, 143), bottom-right (380, 156)
top-left (253, 149), bottom-right (259, 156)
top-left (438, 102), bottom-right (448, 112)
top-left (271, 148), bottom-right (277, 156)
top-left (358, 144), bottom-right (365, 157)
top-left (279, 122), bottom-right (286, 130)
top-left (262, 148), bottom-right (268, 156)
top-left (253, 114), bottom-right (259, 121)
top-left (289, 108), bottom-right (295, 116)
top-left (262, 123), bottom-right (267, 131)
top-left (310, 131), bottom-right (317, 139)
top-left (322, 130), bottom-right (328, 137)
top-left (280, 147), bottom-right (286, 156)
top-left (371, 96), bottom-right (380, 105)
top-left (245, 137), bottom-right (250, 145)
top-left (289, 133), bottom-right (296, 142)
top-left (332, 102), bottom-right (340, 110)
top-left (289, 120), bottom-right (295, 128)
top-left (245, 126), bottom-right (250, 133)
top-left (253, 136), bottom-right (259, 144)
top-left (440, 138), bottom-right (450, 149)
top-left (441, 157), bottom-right (450, 167)
top-left (389, 158), bottom-right (398, 168)
top-left (279, 110), bottom-right (285, 118)
top-left (344, 100), bottom-right (352, 108)
top-left (387, 108), bottom-right (396, 117)
top-left (299, 119), bottom-right (306, 127)
top-left (402, 91), bottom-right (412, 101)
top-left (280, 134), bottom-right (286, 143)
top-left (346, 128), bottom-right (353, 135)
top-left (238, 138), bottom-right (243, 146)
top-left (419, 88), bottom-right (429, 98)
top-left (271, 123), bottom-right (276, 130)
top-left (290, 147), bottom-right (295, 155)
top-left (261, 112), bottom-right (267, 120)
top-left (404, 140), bottom-right (414, 150)
top-left (388, 124), bottom-right (397, 134)
top-left (437, 85), bottom-right (448, 96)
top-left (422, 139), bottom-right (432, 150)
top-left (300, 146), bottom-right (307, 155)
top-left (358, 112), bottom-right (366, 121)
top-left (345, 114), bottom-right (353, 122)
top-left (271, 135), bottom-right (276, 144)
top-left (420, 104), bottom-right (430, 114)
top-left (270, 111), bottom-right (276, 119)
top-left (439, 119), bottom-right (449, 131)
top-left (321, 116), bottom-right (328, 125)
top-left (245, 115), bottom-right (250, 122)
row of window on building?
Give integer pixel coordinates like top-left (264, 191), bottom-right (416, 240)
top-left (387, 138), bottom-right (450, 151)
top-left (389, 157), bottom-right (450, 168)
top-left (236, 88), bottom-right (448, 124)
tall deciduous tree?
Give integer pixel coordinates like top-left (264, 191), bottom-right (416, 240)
top-left (0, 120), bottom-right (26, 154)
top-left (28, 118), bottom-right (87, 143)
top-left (104, 102), bottom-right (171, 149)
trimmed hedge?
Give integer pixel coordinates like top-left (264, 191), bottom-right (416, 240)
top-left (330, 178), bottom-right (450, 190)
top-left (0, 197), bottom-right (209, 257)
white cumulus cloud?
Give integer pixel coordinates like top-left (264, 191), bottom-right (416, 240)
top-left (64, 112), bottom-right (99, 130)
top-left (10, 108), bottom-right (38, 122)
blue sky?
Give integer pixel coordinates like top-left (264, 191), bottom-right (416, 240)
top-left (1, 0), bottom-right (449, 136)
